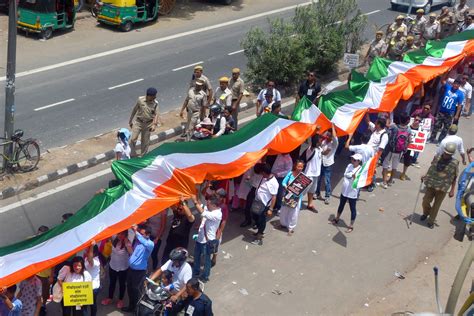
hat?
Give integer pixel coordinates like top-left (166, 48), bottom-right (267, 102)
top-left (201, 117), bottom-right (213, 125)
top-left (448, 124), bottom-right (458, 134)
top-left (216, 188), bottom-right (226, 197)
top-left (376, 30), bottom-right (384, 35)
top-left (429, 13), bottom-right (437, 17)
top-left (416, 8), bottom-right (424, 14)
top-left (194, 65), bottom-right (203, 71)
top-left (396, 15), bottom-right (404, 20)
top-left (195, 78), bottom-right (205, 86)
top-left (444, 142), bottom-right (456, 155)
top-left (232, 67), bottom-right (240, 73)
top-left (351, 153), bottom-right (363, 161)
top-left (146, 87), bottom-right (157, 96)
top-left (406, 35), bottom-right (414, 41)
top-left (219, 76), bottom-right (229, 83)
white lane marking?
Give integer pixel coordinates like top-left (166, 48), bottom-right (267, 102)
top-left (172, 61), bottom-right (204, 72)
top-left (34, 98), bottom-right (75, 111)
top-left (364, 9), bottom-right (381, 16)
top-left (0, 2), bottom-right (313, 81)
top-left (0, 168), bottom-right (112, 214)
top-left (108, 78), bottom-right (144, 90)
top-left (228, 49), bottom-right (245, 56)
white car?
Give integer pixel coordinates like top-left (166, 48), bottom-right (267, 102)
top-left (390, 0), bottom-right (456, 14)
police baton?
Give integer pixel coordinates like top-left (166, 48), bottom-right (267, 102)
top-left (409, 180), bottom-right (424, 226)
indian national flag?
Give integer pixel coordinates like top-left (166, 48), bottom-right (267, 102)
top-left (352, 152), bottom-right (381, 189)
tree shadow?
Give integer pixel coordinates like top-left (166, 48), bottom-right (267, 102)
top-left (159, 0), bottom-right (244, 22)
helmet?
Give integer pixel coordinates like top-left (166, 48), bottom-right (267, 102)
top-left (444, 142), bottom-right (456, 155)
top-left (210, 104), bottom-right (221, 115)
top-left (169, 247), bottom-right (188, 263)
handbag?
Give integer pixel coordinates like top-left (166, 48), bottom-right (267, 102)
top-left (250, 199), bottom-right (267, 215)
top-left (203, 220), bottom-right (219, 254)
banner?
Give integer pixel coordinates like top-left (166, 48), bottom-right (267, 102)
top-left (62, 282), bottom-right (93, 307)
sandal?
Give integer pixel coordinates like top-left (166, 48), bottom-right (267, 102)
top-left (330, 218), bottom-right (339, 225)
top-left (346, 226), bottom-right (354, 233)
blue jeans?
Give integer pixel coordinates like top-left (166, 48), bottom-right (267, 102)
top-left (337, 195), bottom-right (357, 221)
top-left (316, 165), bottom-right (332, 198)
top-left (274, 177), bottom-right (285, 211)
top-left (193, 242), bottom-right (211, 280)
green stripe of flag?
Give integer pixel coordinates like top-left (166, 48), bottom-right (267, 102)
top-left (291, 96), bottom-right (312, 121)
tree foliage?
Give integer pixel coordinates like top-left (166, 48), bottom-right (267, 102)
top-left (242, 0), bottom-right (367, 89)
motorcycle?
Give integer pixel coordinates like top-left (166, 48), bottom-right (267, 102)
top-left (136, 278), bottom-right (171, 316)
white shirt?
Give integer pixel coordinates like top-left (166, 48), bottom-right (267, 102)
top-left (211, 114), bottom-right (226, 137)
top-left (114, 142), bottom-right (131, 160)
top-left (448, 78), bottom-right (472, 106)
top-left (271, 154), bottom-right (293, 178)
top-left (436, 134), bottom-right (465, 156)
top-left (160, 260), bottom-right (192, 293)
top-left (58, 266), bottom-right (92, 283)
top-left (321, 137), bottom-right (339, 167)
top-left (368, 122), bottom-right (389, 152)
top-left (197, 207), bottom-right (222, 243)
top-left (257, 88), bottom-right (282, 102)
top-left (109, 242), bottom-right (130, 272)
top-left (349, 144), bottom-right (374, 164)
top-left (256, 176), bottom-right (279, 205)
top-left (341, 163), bottom-right (361, 199)
top-left (304, 147), bottom-right (322, 177)
top-left (85, 257), bottom-right (101, 289)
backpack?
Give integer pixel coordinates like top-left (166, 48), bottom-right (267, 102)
top-left (389, 126), bottom-right (410, 153)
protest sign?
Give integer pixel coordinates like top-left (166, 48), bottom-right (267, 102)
top-left (343, 53), bottom-right (359, 69)
top-left (63, 282), bottom-right (93, 307)
top-left (407, 130), bottom-right (428, 153)
top-left (283, 173), bottom-right (312, 208)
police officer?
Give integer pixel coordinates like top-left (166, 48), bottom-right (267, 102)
top-left (386, 15), bottom-right (407, 39)
top-left (385, 28), bottom-right (406, 61)
top-left (228, 68), bottom-right (245, 128)
top-left (180, 79), bottom-right (208, 141)
top-left (365, 31), bottom-right (387, 65)
top-left (212, 77), bottom-right (232, 110)
top-left (190, 65), bottom-right (213, 105)
top-left (129, 87), bottom-right (162, 156)
top-left (410, 9), bottom-right (426, 46)
top-left (401, 35), bottom-right (418, 57)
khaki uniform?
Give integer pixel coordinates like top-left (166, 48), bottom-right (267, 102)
top-left (367, 39), bottom-right (387, 64)
top-left (410, 16), bottom-right (426, 45)
top-left (130, 96), bottom-right (159, 156)
top-left (453, 4), bottom-right (469, 24)
top-left (185, 88), bottom-right (207, 141)
top-left (228, 77), bottom-right (245, 128)
top-left (190, 74), bottom-right (212, 97)
top-left (422, 20), bottom-right (440, 45)
top-left (401, 43), bottom-right (418, 56)
top-left (387, 37), bottom-right (406, 61)
top-left (439, 13), bottom-right (456, 38)
top-left (422, 156), bottom-right (459, 225)
top-left (387, 22), bottom-right (408, 39)
top-left (214, 87), bottom-right (232, 109)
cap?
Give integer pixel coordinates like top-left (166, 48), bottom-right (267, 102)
top-left (406, 35), bottom-right (414, 41)
top-left (396, 15), bottom-right (404, 20)
top-left (376, 30), bottom-right (384, 35)
top-left (194, 65), bottom-right (203, 71)
top-left (351, 153), bottom-right (363, 161)
top-left (416, 8), bottom-right (424, 14)
top-left (444, 142), bottom-right (456, 155)
top-left (232, 67), bottom-right (240, 73)
top-left (453, 78), bottom-right (462, 84)
top-left (448, 124), bottom-right (458, 134)
top-left (201, 117), bottom-right (213, 125)
top-left (146, 87), bottom-right (157, 96)
top-left (195, 78), bottom-right (205, 86)
top-left (216, 188), bottom-right (226, 197)
top-left (219, 76), bottom-right (229, 83)
top-left (429, 13), bottom-right (437, 17)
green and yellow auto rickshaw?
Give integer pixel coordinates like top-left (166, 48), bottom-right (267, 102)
top-left (17, 0), bottom-right (76, 40)
top-left (97, 0), bottom-right (159, 32)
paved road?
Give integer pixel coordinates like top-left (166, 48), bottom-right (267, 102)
top-left (0, 102), bottom-right (472, 314)
top-left (1, 0), bottom-right (465, 149)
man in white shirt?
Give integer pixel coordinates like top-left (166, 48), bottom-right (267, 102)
top-left (366, 115), bottom-right (389, 155)
top-left (256, 80), bottom-right (281, 116)
top-left (271, 153), bottom-right (293, 212)
top-left (436, 124), bottom-right (467, 165)
top-left (316, 125), bottom-right (338, 205)
top-left (301, 135), bottom-right (323, 212)
top-left (191, 195), bottom-right (222, 282)
top-left (251, 164), bottom-right (279, 246)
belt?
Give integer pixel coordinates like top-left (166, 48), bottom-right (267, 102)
top-left (136, 117), bottom-right (153, 123)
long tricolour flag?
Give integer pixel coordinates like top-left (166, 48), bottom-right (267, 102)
top-left (352, 152), bottom-right (381, 189)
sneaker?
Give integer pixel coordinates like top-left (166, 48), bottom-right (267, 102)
top-left (388, 179), bottom-right (395, 186)
top-left (381, 183), bottom-right (388, 189)
top-left (324, 197), bottom-right (330, 205)
top-left (427, 223), bottom-right (434, 229)
top-left (116, 300), bottom-right (124, 309)
top-left (399, 174), bottom-right (406, 181)
top-left (420, 215), bottom-right (427, 221)
top-left (101, 298), bottom-right (112, 306)
top-left (251, 239), bottom-right (263, 246)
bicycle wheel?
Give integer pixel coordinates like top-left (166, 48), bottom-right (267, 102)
top-left (15, 140), bottom-right (40, 172)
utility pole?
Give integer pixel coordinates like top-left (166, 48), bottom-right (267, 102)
top-left (3, 0), bottom-right (17, 169)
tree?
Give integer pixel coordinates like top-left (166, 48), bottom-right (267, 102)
top-left (241, 0), bottom-right (367, 89)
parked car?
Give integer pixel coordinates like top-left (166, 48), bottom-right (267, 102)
top-left (390, 0), bottom-right (456, 14)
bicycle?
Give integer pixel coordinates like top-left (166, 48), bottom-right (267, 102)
top-left (0, 129), bottom-right (40, 173)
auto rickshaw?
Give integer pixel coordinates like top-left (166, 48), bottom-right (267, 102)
top-left (17, 0), bottom-right (76, 40)
top-left (97, 0), bottom-right (159, 32)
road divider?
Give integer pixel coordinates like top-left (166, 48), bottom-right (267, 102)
top-left (34, 98), bottom-right (75, 112)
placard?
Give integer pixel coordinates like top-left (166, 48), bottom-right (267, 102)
top-left (283, 173), bottom-right (312, 208)
top-left (407, 130), bottom-right (428, 153)
top-left (343, 53), bottom-right (360, 69)
top-left (63, 282), bottom-right (93, 307)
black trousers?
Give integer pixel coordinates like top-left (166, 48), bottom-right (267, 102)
top-left (126, 268), bottom-right (146, 309)
top-left (108, 267), bottom-right (127, 300)
top-left (151, 239), bottom-right (162, 270)
top-left (244, 187), bottom-right (256, 222)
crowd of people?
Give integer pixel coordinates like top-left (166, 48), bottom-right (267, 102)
top-left (1, 5), bottom-right (474, 316)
